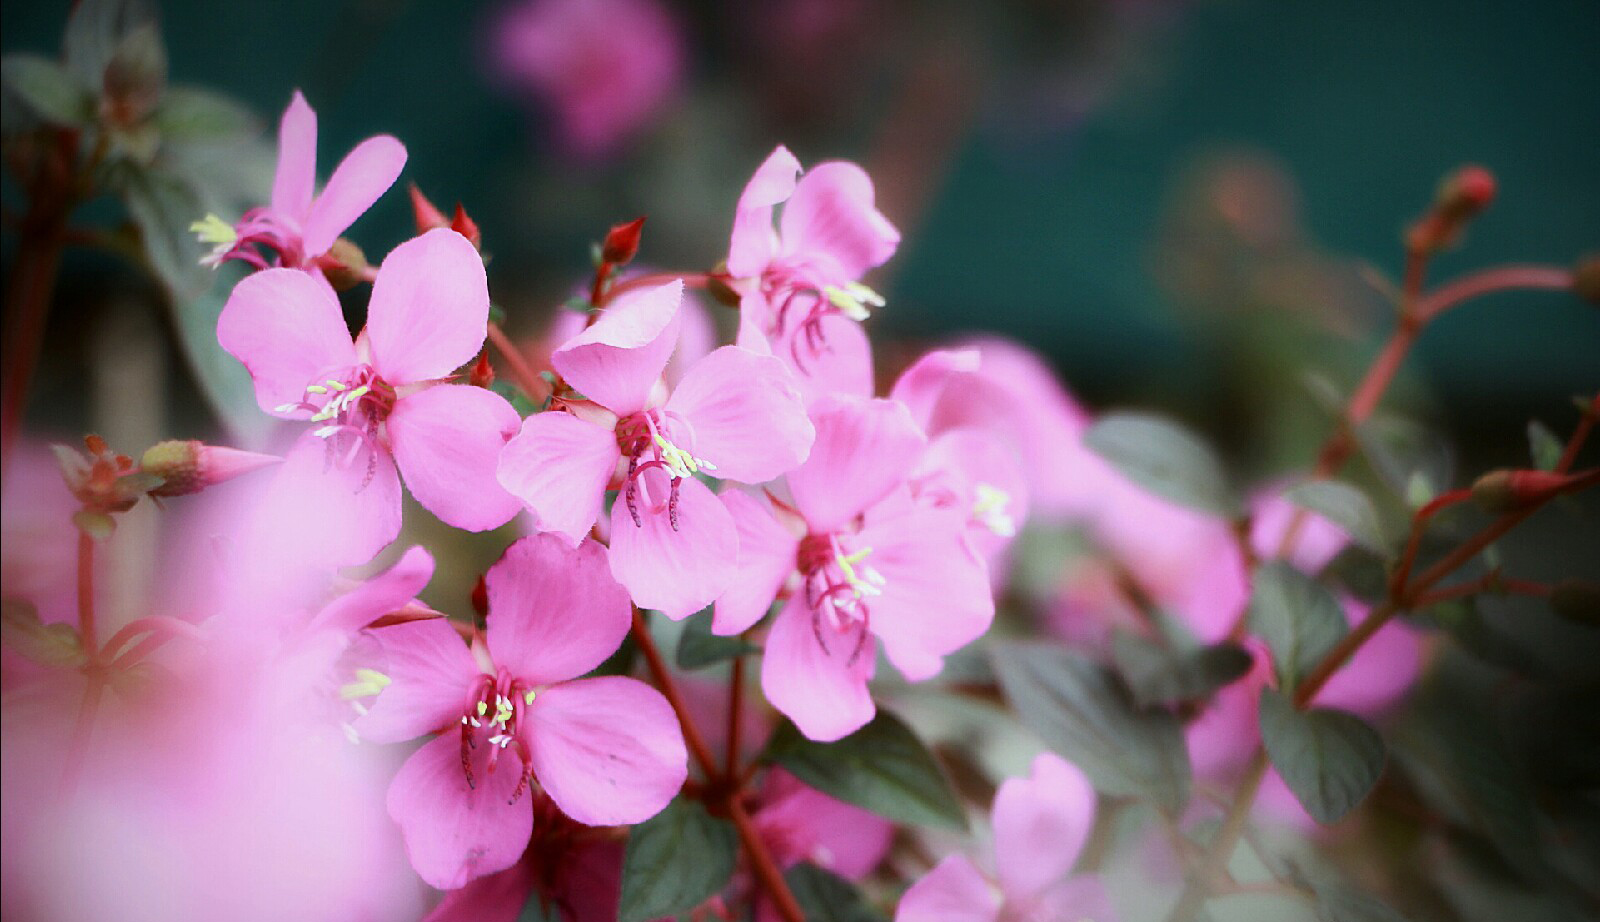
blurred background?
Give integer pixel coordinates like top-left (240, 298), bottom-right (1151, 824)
top-left (4, 0), bottom-right (1596, 473)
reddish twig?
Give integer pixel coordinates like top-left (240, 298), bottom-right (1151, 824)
top-left (485, 322), bottom-right (549, 404)
top-left (728, 798), bottom-right (805, 922)
top-left (726, 647), bottom-right (746, 783)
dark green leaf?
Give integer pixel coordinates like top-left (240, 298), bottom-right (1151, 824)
top-left (1259, 689), bottom-right (1385, 825)
top-left (1313, 882), bottom-right (1412, 922)
top-left (64, 0), bottom-right (157, 88)
top-left (166, 262), bottom-right (275, 445)
top-left (766, 710), bottom-right (966, 830)
top-left (1354, 415), bottom-right (1452, 506)
top-left (152, 87), bottom-right (258, 141)
top-left (991, 642), bottom-right (1191, 811)
top-left (1083, 412), bottom-right (1238, 517)
top-left (1319, 545), bottom-right (1388, 604)
top-left (1283, 480), bottom-right (1391, 555)
top-left (514, 896), bottom-right (561, 922)
top-left (1, 55), bottom-right (95, 127)
top-left (676, 608), bottom-right (759, 669)
top-left (1526, 420), bottom-right (1563, 472)
top-left (1248, 561), bottom-right (1347, 693)
top-left (117, 165), bottom-right (211, 300)
top-left (1, 599), bottom-right (87, 668)
top-left (1111, 632), bottom-right (1252, 708)
top-left (617, 796), bottom-right (737, 922)
top-left (784, 864), bottom-right (888, 922)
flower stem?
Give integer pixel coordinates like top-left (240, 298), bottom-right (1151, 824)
top-left (485, 321), bottom-right (549, 404)
top-left (728, 797), bottom-right (806, 922)
top-left (726, 646), bottom-right (746, 782)
top-left (630, 607), bottom-right (719, 779)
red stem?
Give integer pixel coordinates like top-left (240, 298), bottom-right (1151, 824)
top-left (1390, 488), bottom-right (1474, 600)
top-left (1414, 265), bottom-right (1573, 322)
top-left (1556, 395), bottom-right (1598, 473)
top-left (603, 271), bottom-right (710, 305)
top-left (485, 322), bottom-right (549, 404)
top-left (726, 648), bottom-right (746, 782)
top-left (630, 608), bottom-right (719, 778)
top-left (728, 798), bottom-right (805, 922)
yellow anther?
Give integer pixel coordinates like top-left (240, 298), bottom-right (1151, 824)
top-left (476, 700), bottom-right (489, 717)
top-left (523, 690), bottom-right (537, 706)
top-left (190, 213), bottom-right (237, 246)
top-left (972, 483), bottom-right (1017, 537)
top-left (823, 282), bottom-right (886, 322)
top-left (652, 433), bottom-right (717, 479)
top-left (835, 546), bottom-right (885, 598)
top-left (338, 667), bottom-right (391, 700)
top-left (306, 384), bottom-right (329, 394)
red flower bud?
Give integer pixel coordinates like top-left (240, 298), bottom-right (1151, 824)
top-left (1573, 254), bottom-right (1600, 306)
top-left (409, 183), bottom-right (450, 233)
top-left (1408, 165), bottom-right (1497, 254)
top-left (602, 216), bottom-right (646, 266)
top-left (451, 204), bottom-right (482, 249)
top-left (469, 351), bottom-right (495, 389)
top-left (470, 575), bottom-right (490, 620)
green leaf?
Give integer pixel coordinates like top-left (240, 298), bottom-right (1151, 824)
top-left (1319, 545), bottom-right (1388, 605)
top-left (101, 22), bottom-right (166, 123)
top-left (167, 262), bottom-right (275, 446)
top-left (1248, 561), bottom-right (1347, 693)
top-left (991, 642), bottom-right (1191, 811)
top-left (1283, 480), bottom-right (1392, 555)
top-left (1, 599), bottom-right (87, 668)
top-left (1083, 412), bottom-right (1238, 517)
top-left (1354, 414), bottom-right (1451, 504)
top-left (1526, 420), bottom-right (1563, 472)
top-left (784, 864), bottom-right (888, 922)
top-left (514, 892), bottom-right (562, 922)
top-left (151, 87), bottom-right (257, 142)
top-left (117, 165), bottom-right (211, 300)
top-left (1, 55), bottom-right (95, 127)
top-left (1313, 882), bottom-right (1412, 922)
top-left (1259, 689), bottom-right (1385, 825)
top-left (676, 608), bottom-right (759, 669)
top-left (766, 710), bottom-right (966, 830)
top-left (617, 796), bottom-right (737, 922)
top-left (64, 0), bottom-right (157, 88)
top-left (1111, 632), bottom-right (1252, 708)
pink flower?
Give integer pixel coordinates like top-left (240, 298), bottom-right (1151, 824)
top-left (717, 395), bottom-right (993, 741)
top-left (725, 146), bottom-right (900, 398)
top-left (218, 228), bottom-right (522, 566)
top-left (896, 753), bottom-right (1117, 922)
top-left (489, 0), bottom-right (684, 159)
top-left (355, 534), bottom-right (687, 890)
top-left (196, 90), bottom-right (406, 270)
top-left (497, 279), bottom-right (814, 620)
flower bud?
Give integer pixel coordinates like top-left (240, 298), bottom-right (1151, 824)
top-left (409, 183), bottom-right (450, 233)
top-left (141, 440), bottom-right (279, 497)
top-left (1573, 254), bottom-right (1600, 306)
top-left (1551, 580), bottom-right (1600, 627)
top-left (1407, 164), bottom-right (1497, 254)
top-left (320, 238), bottom-right (370, 291)
top-left (451, 204), bottom-right (482, 249)
top-left (601, 217), bottom-right (646, 266)
top-left (470, 575), bottom-right (490, 620)
top-left (469, 351), bottom-right (495, 389)
top-left (1471, 468), bottom-right (1577, 513)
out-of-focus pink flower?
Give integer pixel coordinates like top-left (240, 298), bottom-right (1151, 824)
top-left (497, 280), bottom-right (814, 619)
top-left (196, 90), bottom-right (406, 270)
top-left (219, 228), bottom-right (522, 566)
top-left (891, 340), bottom-right (1094, 521)
top-left (744, 768), bottom-right (892, 922)
top-left (718, 395), bottom-right (993, 741)
top-left (489, 0), bottom-right (683, 159)
top-left (896, 752), bottom-right (1116, 922)
top-left (356, 534), bottom-right (687, 890)
top-left (2, 549), bottom-right (438, 922)
top-left (725, 146), bottom-right (899, 400)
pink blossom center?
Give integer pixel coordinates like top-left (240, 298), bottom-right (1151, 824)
top-left (206, 207), bottom-right (309, 270)
top-left (759, 256), bottom-right (881, 373)
top-left (278, 364), bottom-right (397, 485)
top-left (796, 531), bottom-right (883, 663)
top-left (457, 668), bottom-right (538, 805)
top-left (615, 409), bottom-right (712, 532)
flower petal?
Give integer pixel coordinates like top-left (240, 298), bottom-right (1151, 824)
top-left (712, 490), bottom-right (799, 635)
top-left (1027, 875), bottom-right (1119, 922)
top-left (423, 860), bottom-right (536, 922)
top-left (486, 535), bottom-right (632, 687)
top-left (387, 732), bottom-right (531, 890)
top-left (894, 854), bottom-right (999, 922)
top-left (664, 345), bottom-right (814, 483)
top-left (779, 160), bottom-right (899, 280)
top-left (787, 395), bottom-right (926, 532)
top-left (497, 411), bottom-right (621, 542)
top-left (727, 145), bottom-right (802, 278)
top-left (365, 228), bottom-right (489, 384)
top-left (855, 507), bottom-right (994, 681)
top-left (243, 435), bottom-right (402, 573)
top-left (217, 268), bottom-right (356, 417)
top-left (760, 594), bottom-right (876, 742)
top-left (608, 471), bottom-right (736, 621)
top-left (523, 676), bottom-right (687, 826)
top-left (993, 752), bottom-right (1096, 901)
top-left (310, 545), bottom-right (434, 636)
top-left (270, 90), bottom-right (316, 220)
top-left (889, 349), bottom-right (982, 430)
top-left (553, 279), bottom-right (683, 416)
top-left (388, 384), bottom-right (522, 532)
top-left (356, 616), bottom-right (481, 744)
top-left (301, 134), bottom-right (408, 257)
